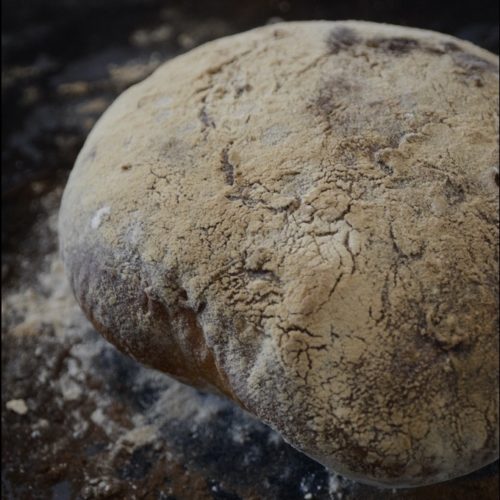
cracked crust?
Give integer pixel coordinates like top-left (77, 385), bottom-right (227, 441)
top-left (58, 21), bottom-right (499, 487)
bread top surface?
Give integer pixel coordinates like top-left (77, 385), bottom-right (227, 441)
top-left (59, 21), bottom-right (499, 487)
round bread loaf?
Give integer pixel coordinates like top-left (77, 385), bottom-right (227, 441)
top-left (59, 21), bottom-right (499, 487)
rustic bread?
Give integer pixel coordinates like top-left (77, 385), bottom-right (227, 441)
top-left (59, 21), bottom-right (499, 487)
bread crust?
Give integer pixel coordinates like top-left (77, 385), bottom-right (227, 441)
top-left (59, 21), bottom-right (499, 487)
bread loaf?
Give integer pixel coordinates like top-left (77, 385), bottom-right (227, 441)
top-left (59, 21), bottom-right (499, 487)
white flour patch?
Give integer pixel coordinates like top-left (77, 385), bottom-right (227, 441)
top-left (154, 96), bottom-right (172, 122)
top-left (91, 206), bottom-right (111, 229)
top-left (6, 399), bottom-right (28, 415)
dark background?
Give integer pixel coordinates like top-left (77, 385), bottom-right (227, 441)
top-left (1, 2), bottom-right (499, 499)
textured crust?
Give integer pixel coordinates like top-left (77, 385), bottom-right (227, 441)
top-left (59, 21), bottom-right (499, 487)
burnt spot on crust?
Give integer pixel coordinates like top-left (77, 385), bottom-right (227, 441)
top-left (438, 41), bottom-right (497, 75)
top-left (443, 41), bottom-right (462, 52)
top-left (353, 33), bottom-right (498, 80)
top-left (451, 51), bottom-right (497, 74)
top-left (220, 145), bottom-right (235, 185)
top-left (421, 45), bottom-right (446, 56)
top-left (443, 178), bottom-right (466, 205)
top-left (199, 106), bottom-right (216, 129)
top-left (493, 166), bottom-right (499, 187)
top-left (314, 76), bottom-right (361, 116)
top-left (376, 159), bottom-right (394, 176)
top-left (366, 36), bottom-right (420, 55)
top-left (326, 26), bottom-right (361, 54)
top-left (235, 83), bottom-right (252, 98)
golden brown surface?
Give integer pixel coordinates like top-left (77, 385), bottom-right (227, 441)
top-left (59, 21), bottom-right (499, 487)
